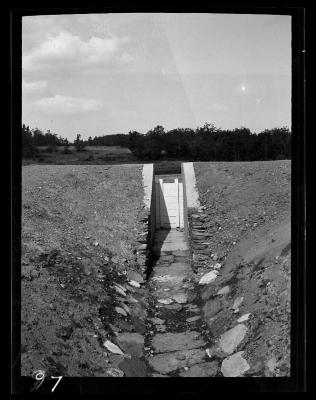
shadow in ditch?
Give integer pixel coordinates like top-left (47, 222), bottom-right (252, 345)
top-left (144, 228), bottom-right (173, 281)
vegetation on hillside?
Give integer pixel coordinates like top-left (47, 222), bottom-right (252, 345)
top-left (22, 123), bottom-right (291, 161)
top-left (127, 124), bottom-right (291, 161)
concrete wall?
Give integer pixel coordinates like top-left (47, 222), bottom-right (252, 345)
top-left (149, 171), bottom-right (156, 247)
top-left (142, 163), bottom-right (154, 211)
top-left (181, 163), bottom-right (201, 242)
top-left (181, 163), bottom-right (200, 210)
top-left (181, 163), bottom-right (189, 242)
top-left (139, 164), bottom-right (155, 278)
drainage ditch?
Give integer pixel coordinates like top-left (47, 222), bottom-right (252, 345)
top-left (102, 165), bottom-right (217, 377)
top-left (139, 170), bottom-right (216, 377)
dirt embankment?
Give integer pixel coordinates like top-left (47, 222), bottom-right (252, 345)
top-left (21, 161), bottom-right (291, 378)
top-left (21, 165), bottom-right (148, 376)
top-left (193, 161), bottom-right (291, 376)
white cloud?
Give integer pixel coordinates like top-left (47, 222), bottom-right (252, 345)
top-left (22, 79), bottom-right (47, 93)
top-left (33, 95), bottom-right (102, 114)
top-left (23, 31), bottom-right (130, 71)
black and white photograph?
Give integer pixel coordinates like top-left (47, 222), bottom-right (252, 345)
top-left (13, 7), bottom-right (305, 392)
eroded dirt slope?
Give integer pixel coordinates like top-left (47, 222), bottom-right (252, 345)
top-left (21, 165), bottom-right (147, 376)
top-left (21, 161), bottom-right (291, 378)
top-left (193, 161), bottom-right (291, 376)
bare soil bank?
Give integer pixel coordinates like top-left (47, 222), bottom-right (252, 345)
top-left (20, 160), bottom-right (291, 378)
top-left (194, 161), bottom-right (291, 376)
top-left (21, 165), bottom-right (147, 376)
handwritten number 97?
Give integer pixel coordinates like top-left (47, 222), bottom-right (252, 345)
top-left (32, 370), bottom-right (62, 392)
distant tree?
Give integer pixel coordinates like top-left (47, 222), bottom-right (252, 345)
top-left (32, 128), bottom-right (46, 146)
top-left (128, 130), bottom-right (142, 149)
top-left (22, 124), bottom-right (38, 158)
top-left (144, 125), bottom-right (166, 159)
top-left (255, 127), bottom-right (291, 160)
top-left (62, 138), bottom-right (72, 154)
top-left (74, 134), bottom-right (86, 152)
top-left (148, 125), bottom-right (166, 137)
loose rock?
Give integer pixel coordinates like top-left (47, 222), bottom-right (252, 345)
top-left (199, 270), bottom-right (219, 285)
top-left (152, 331), bottom-right (205, 353)
top-left (129, 280), bottom-right (141, 288)
top-left (105, 367), bottom-right (124, 377)
top-left (150, 317), bottom-right (165, 325)
top-left (115, 307), bottom-right (128, 317)
top-left (119, 357), bottom-right (147, 377)
top-left (186, 316), bottom-right (201, 323)
top-left (172, 293), bottom-right (188, 304)
top-left (232, 296), bottom-right (244, 313)
top-left (116, 333), bottom-right (144, 357)
top-left (219, 324), bottom-right (248, 354)
top-left (237, 313), bottom-right (251, 323)
top-left (179, 361), bottom-right (219, 377)
top-left (114, 286), bottom-right (126, 297)
top-left (126, 270), bottom-right (144, 284)
top-left (217, 286), bottom-right (230, 295)
top-left (158, 298), bottom-right (173, 305)
top-left (148, 349), bottom-right (206, 374)
top-left (221, 351), bottom-right (250, 377)
top-left (103, 340), bottom-right (125, 356)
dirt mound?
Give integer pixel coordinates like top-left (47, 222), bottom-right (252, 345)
top-left (21, 165), bottom-right (149, 376)
top-left (194, 161), bottom-right (291, 376)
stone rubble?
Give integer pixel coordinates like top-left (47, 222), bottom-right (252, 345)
top-left (221, 351), bottom-right (250, 377)
top-left (101, 210), bottom-right (256, 377)
top-left (198, 270), bottom-right (219, 285)
top-left (217, 286), bottom-right (231, 295)
top-left (218, 324), bottom-right (248, 354)
top-left (232, 296), bottom-right (244, 313)
top-left (103, 340), bottom-right (125, 356)
top-left (145, 229), bottom-right (209, 376)
top-left (237, 313), bottom-right (251, 323)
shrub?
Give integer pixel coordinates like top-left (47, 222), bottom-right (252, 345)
top-left (74, 134), bottom-right (86, 152)
top-left (22, 145), bottom-right (39, 159)
top-left (35, 154), bottom-right (45, 162)
top-left (44, 145), bottom-right (56, 153)
top-left (84, 154), bottom-right (94, 161)
top-left (63, 146), bottom-right (72, 154)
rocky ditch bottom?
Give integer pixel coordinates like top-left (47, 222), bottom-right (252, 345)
top-left (142, 229), bottom-right (216, 376)
top-left (103, 229), bottom-right (252, 377)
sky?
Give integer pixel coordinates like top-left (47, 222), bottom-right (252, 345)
top-left (22, 13), bottom-right (291, 140)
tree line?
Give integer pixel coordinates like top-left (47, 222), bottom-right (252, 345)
top-left (22, 123), bottom-right (291, 161)
top-left (21, 125), bottom-right (87, 157)
top-left (127, 124), bottom-right (291, 161)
